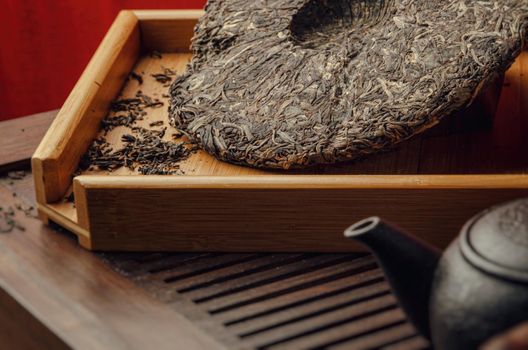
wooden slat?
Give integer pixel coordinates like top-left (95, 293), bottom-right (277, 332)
top-left (237, 294), bottom-right (398, 349)
top-left (266, 308), bottom-right (406, 350)
top-left (328, 323), bottom-right (417, 350)
top-left (173, 255), bottom-right (352, 300)
top-left (225, 279), bottom-right (390, 336)
top-left (194, 256), bottom-right (376, 312)
top-left (163, 254), bottom-right (307, 291)
top-left (381, 336), bottom-right (431, 350)
top-left (0, 110), bottom-right (57, 172)
top-left (217, 269), bottom-right (385, 326)
top-left (149, 253), bottom-right (263, 282)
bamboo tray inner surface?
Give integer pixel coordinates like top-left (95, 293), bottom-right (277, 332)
top-left (79, 52), bottom-right (528, 178)
top-left (49, 51), bottom-right (528, 224)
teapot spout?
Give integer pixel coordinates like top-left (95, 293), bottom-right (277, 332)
top-left (345, 217), bottom-right (441, 340)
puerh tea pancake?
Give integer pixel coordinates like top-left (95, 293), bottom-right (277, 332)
top-left (169, 0), bottom-right (528, 169)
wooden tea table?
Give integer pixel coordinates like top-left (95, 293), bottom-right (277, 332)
top-left (0, 111), bottom-right (428, 349)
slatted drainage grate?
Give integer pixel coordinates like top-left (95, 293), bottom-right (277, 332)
top-left (100, 252), bottom-right (430, 350)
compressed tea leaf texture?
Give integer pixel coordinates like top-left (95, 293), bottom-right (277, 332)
top-left (170, 0), bottom-right (528, 169)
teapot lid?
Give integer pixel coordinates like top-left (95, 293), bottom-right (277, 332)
top-left (460, 198), bottom-right (528, 284)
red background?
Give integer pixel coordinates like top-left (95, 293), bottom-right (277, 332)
top-left (0, 0), bottom-right (206, 121)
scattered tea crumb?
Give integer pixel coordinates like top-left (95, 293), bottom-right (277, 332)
top-left (151, 67), bottom-right (177, 86)
top-left (0, 206), bottom-right (25, 233)
top-left (79, 60), bottom-right (192, 176)
top-left (151, 74), bottom-right (172, 84)
top-left (101, 91), bottom-right (163, 132)
top-left (65, 192), bottom-right (75, 203)
top-left (7, 171), bottom-right (25, 180)
top-left (130, 71), bottom-right (143, 84)
top-left (81, 127), bottom-right (196, 175)
top-left (137, 91), bottom-right (164, 108)
top-left (14, 203), bottom-right (36, 218)
top-left (150, 50), bottom-right (162, 59)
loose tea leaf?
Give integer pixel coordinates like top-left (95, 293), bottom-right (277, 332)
top-left (66, 191), bottom-right (75, 203)
top-left (169, 0), bottom-right (528, 169)
top-left (152, 67), bottom-right (177, 86)
top-left (130, 71), bottom-right (144, 85)
top-left (81, 126), bottom-right (196, 175)
top-left (102, 91), bottom-right (163, 132)
top-left (7, 171), bottom-right (26, 180)
top-left (0, 206), bottom-right (25, 233)
top-left (150, 50), bottom-right (163, 59)
top-left (81, 76), bottom-right (195, 176)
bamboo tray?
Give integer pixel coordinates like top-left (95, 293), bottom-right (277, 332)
top-left (32, 10), bottom-right (528, 252)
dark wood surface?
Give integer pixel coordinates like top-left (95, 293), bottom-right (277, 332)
top-left (0, 113), bottom-right (428, 349)
top-left (0, 110), bottom-right (58, 172)
top-left (0, 174), bottom-right (223, 350)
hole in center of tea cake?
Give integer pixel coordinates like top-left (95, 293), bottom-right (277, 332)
top-left (291, 0), bottom-right (393, 49)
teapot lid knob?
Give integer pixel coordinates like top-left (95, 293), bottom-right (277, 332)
top-left (460, 198), bottom-right (528, 284)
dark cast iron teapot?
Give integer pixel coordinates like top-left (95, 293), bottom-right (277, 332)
top-left (344, 198), bottom-right (528, 350)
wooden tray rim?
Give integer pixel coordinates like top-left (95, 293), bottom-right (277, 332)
top-left (31, 10), bottom-right (528, 251)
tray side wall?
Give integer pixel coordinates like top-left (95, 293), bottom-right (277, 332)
top-left (32, 11), bottom-right (141, 205)
top-left (135, 10), bottom-right (202, 52)
top-left (74, 175), bottom-right (528, 251)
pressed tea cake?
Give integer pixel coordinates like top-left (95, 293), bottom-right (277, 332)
top-left (169, 0), bottom-right (528, 169)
